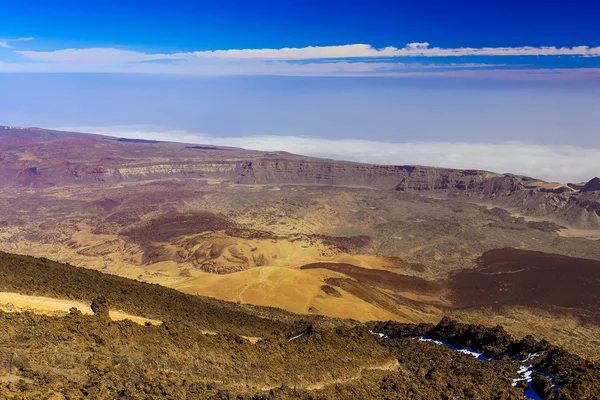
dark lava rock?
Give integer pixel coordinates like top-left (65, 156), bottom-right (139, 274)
top-left (95, 198), bottom-right (121, 211)
top-left (526, 220), bottom-right (563, 233)
top-left (91, 295), bottom-right (111, 320)
top-left (582, 177), bottom-right (600, 192)
top-left (320, 285), bottom-right (342, 298)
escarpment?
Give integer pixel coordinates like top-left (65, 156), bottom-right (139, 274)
top-left (235, 160), bottom-right (600, 227)
top-left (1, 125), bottom-right (599, 227)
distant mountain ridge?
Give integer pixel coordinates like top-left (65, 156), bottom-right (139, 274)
top-left (1, 125), bottom-right (599, 227)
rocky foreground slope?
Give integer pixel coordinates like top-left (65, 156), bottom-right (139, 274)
top-left (1, 251), bottom-right (599, 400)
top-left (1, 125), bottom-right (599, 228)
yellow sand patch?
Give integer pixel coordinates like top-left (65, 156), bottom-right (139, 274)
top-left (0, 292), bottom-right (161, 326)
top-left (167, 232), bottom-right (405, 274)
top-left (200, 329), bottom-right (262, 344)
top-left (172, 266), bottom-right (401, 322)
top-left (0, 218), bottom-right (441, 325)
top-left (15, 152), bottom-right (43, 162)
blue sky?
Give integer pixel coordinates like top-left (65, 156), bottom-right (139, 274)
top-left (2, 0), bottom-right (600, 50)
top-left (1, 0), bottom-right (599, 181)
top-left (2, 0), bottom-right (600, 75)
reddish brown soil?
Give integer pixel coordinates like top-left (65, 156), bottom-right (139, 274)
top-left (301, 263), bottom-right (442, 293)
top-left (15, 167), bottom-right (54, 188)
top-left (123, 212), bottom-right (234, 244)
top-left (314, 235), bottom-right (373, 252)
top-left (224, 228), bottom-right (277, 240)
top-left (61, 138), bottom-right (101, 146)
top-left (302, 262), bottom-right (445, 320)
top-left (449, 248), bottom-right (600, 321)
top-left (320, 284), bottom-right (342, 298)
top-left (408, 263), bottom-right (427, 273)
top-left (94, 198), bottom-right (121, 211)
top-left (324, 277), bottom-right (414, 316)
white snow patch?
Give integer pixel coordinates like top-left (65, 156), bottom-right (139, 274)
top-left (524, 352), bottom-right (540, 362)
top-left (417, 336), bottom-right (485, 360)
top-left (512, 365), bottom-right (533, 386)
top-left (456, 348), bottom-right (484, 358)
top-left (369, 330), bottom-right (388, 339)
top-left (287, 333), bottom-right (306, 342)
top-left (412, 336), bottom-right (547, 399)
top-left (418, 337), bottom-right (445, 346)
top-left (512, 365), bottom-right (544, 400)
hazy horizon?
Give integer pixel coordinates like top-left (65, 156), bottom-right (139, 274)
top-left (2, 118), bottom-right (597, 184)
top-left (1, 1), bottom-right (599, 182)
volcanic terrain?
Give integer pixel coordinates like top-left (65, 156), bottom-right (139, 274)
top-left (1, 250), bottom-right (599, 399)
top-left (1, 125), bottom-right (600, 362)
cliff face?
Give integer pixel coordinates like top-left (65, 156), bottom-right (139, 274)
top-left (235, 160), bottom-right (532, 194)
top-left (0, 126), bottom-right (257, 186)
top-left (234, 159), bottom-right (415, 188)
top-left (233, 160), bottom-right (600, 227)
top-left (1, 126), bottom-right (599, 227)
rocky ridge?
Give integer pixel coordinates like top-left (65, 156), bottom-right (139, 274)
top-left (2, 126), bottom-right (598, 228)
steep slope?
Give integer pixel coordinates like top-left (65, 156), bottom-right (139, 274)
top-left (1, 251), bottom-right (599, 399)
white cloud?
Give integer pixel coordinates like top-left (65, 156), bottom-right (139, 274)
top-left (407, 42), bottom-right (430, 50)
top-left (15, 47), bottom-right (164, 63)
top-left (2, 59), bottom-right (596, 79)
top-left (0, 58), bottom-right (521, 76)
top-left (57, 125), bottom-right (600, 183)
top-left (16, 43), bottom-right (600, 62)
top-left (384, 68), bottom-right (600, 81)
top-left (0, 37), bottom-right (34, 49)
top-left (5, 41), bottom-right (600, 77)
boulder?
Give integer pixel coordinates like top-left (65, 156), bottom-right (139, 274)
top-left (90, 295), bottom-right (111, 321)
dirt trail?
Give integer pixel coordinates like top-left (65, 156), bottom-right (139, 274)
top-left (0, 292), bottom-right (161, 326)
top-left (304, 358), bottom-right (400, 390)
top-left (199, 329), bottom-right (262, 344)
top-left (233, 358), bottom-right (400, 392)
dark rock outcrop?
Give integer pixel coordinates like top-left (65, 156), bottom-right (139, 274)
top-left (582, 177), bottom-right (600, 192)
top-left (91, 295), bottom-right (111, 320)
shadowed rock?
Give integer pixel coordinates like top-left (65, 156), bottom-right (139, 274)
top-left (582, 177), bottom-right (600, 192)
top-left (449, 248), bottom-right (600, 322)
top-left (91, 295), bottom-right (111, 320)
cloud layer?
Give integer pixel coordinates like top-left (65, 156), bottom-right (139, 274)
top-left (16, 43), bottom-right (600, 61)
top-left (0, 37), bottom-right (34, 49)
top-left (57, 125), bottom-right (600, 183)
top-left (1, 41), bottom-right (599, 77)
